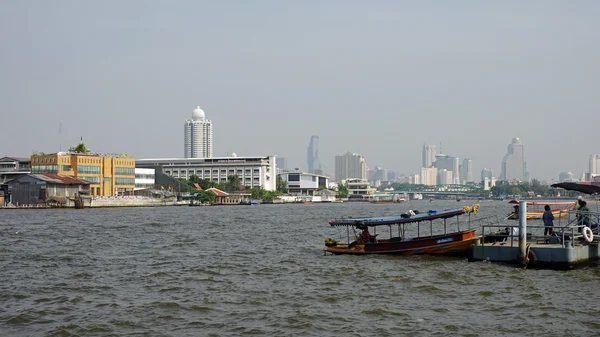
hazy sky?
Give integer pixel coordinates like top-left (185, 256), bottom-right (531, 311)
top-left (2, 1), bottom-right (599, 181)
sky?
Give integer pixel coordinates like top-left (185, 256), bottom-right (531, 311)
top-left (1, 1), bottom-right (599, 182)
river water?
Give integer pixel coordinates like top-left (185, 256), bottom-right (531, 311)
top-left (1, 200), bottom-right (599, 336)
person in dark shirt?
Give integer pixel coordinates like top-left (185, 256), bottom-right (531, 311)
top-left (360, 226), bottom-right (372, 243)
top-left (542, 205), bottom-right (554, 237)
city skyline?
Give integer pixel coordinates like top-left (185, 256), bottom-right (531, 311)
top-left (1, 2), bottom-right (599, 180)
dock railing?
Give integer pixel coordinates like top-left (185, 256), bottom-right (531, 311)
top-left (479, 208), bottom-right (600, 249)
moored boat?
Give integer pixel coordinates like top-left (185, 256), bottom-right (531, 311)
top-left (324, 206), bottom-right (480, 255)
top-left (505, 200), bottom-right (576, 220)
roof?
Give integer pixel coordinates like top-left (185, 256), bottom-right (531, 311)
top-left (0, 156), bottom-right (30, 162)
top-left (329, 208), bottom-right (466, 227)
top-left (551, 182), bottom-right (600, 195)
top-left (28, 174), bottom-right (90, 185)
top-left (207, 187), bottom-right (229, 196)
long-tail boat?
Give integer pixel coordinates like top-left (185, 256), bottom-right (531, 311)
top-left (324, 206), bottom-right (479, 255)
top-left (505, 200), bottom-right (576, 220)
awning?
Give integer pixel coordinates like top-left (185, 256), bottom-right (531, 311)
top-left (551, 183), bottom-right (600, 195)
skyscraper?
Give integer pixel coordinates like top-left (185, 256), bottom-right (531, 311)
top-left (460, 158), bottom-right (473, 184)
top-left (481, 168), bottom-right (493, 182)
top-left (433, 154), bottom-right (459, 184)
top-left (335, 152), bottom-right (366, 182)
top-left (184, 106), bottom-right (213, 158)
top-left (307, 135), bottom-right (321, 174)
top-left (422, 144), bottom-right (436, 168)
top-left (590, 154), bottom-right (600, 177)
top-left (500, 137), bottom-right (527, 182)
top-left (276, 156), bottom-right (287, 171)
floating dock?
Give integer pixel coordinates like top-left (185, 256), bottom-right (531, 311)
top-left (470, 201), bottom-right (600, 269)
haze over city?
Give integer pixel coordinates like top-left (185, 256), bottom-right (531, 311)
top-left (2, 1), bottom-right (599, 181)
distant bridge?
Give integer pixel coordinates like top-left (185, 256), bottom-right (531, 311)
top-left (391, 184), bottom-right (485, 197)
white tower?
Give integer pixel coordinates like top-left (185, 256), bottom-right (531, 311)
top-left (184, 106), bottom-right (213, 158)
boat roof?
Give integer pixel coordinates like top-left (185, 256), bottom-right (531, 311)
top-left (551, 182), bottom-right (600, 195)
top-left (329, 208), bottom-right (466, 227)
top-left (507, 200), bottom-right (576, 206)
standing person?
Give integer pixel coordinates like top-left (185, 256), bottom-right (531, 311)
top-left (579, 200), bottom-right (591, 228)
top-left (542, 205), bottom-right (554, 239)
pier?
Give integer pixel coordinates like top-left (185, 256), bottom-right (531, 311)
top-left (471, 201), bottom-right (600, 269)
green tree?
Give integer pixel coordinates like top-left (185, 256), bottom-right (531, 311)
top-left (195, 190), bottom-right (216, 204)
top-left (69, 143), bottom-right (88, 153)
top-left (276, 176), bottom-right (288, 193)
top-left (337, 183), bottom-right (349, 198)
top-left (225, 175), bottom-right (241, 192)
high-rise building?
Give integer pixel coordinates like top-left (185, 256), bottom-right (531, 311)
top-left (335, 152), bottom-right (366, 182)
top-left (481, 168), bottom-right (493, 182)
top-left (500, 137), bottom-right (527, 182)
top-left (184, 106), bottom-right (213, 159)
top-left (459, 158), bottom-right (473, 184)
top-left (559, 172), bottom-right (577, 183)
top-left (420, 167), bottom-right (438, 186)
top-left (276, 156), bottom-right (287, 171)
top-left (590, 154), bottom-right (600, 177)
top-left (422, 144), bottom-right (436, 168)
top-left (437, 169), bottom-right (453, 185)
top-left (433, 154), bottom-right (459, 184)
top-left (307, 135), bottom-right (322, 174)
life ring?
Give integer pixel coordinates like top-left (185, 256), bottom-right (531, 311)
top-left (582, 226), bottom-right (594, 243)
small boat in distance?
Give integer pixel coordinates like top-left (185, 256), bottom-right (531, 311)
top-left (505, 200), bottom-right (576, 220)
top-left (324, 206), bottom-right (480, 255)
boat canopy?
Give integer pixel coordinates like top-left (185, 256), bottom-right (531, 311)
top-left (507, 200), bottom-right (577, 206)
top-left (329, 208), bottom-right (466, 227)
top-left (551, 182), bottom-right (600, 195)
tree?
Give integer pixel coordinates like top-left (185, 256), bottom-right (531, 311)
top-left (337, 183), bottom-right (349, 198)
top-left (69, 143), bottom-right (88, 153)
top-left (276, 176), bottom-right (288, 193)
top-left (225, 175), bottom-right (241, 192)
top-left (195, 190), bottom-right (216, 204)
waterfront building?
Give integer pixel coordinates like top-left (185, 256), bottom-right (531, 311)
top-left (559, 172), bottom-right (578, 183)
top-left (0, 157), bottom-right (30, 172)
top-left (0, 157), bottom-right (31, 183)
top-left (500, 137), bottom-right (528, 182)
top-left (460, 158), bottom-right (473, 184)
top-left (184, 106), bottom-right (213, 159)
top-left (2, 173), bottom-right (90, 206)
top-left (422, 144), bottom-right (436, 168)
top-left (481, 168), bottom-right (493, 182)
top-left (135, 155), bottom-right (276, 191)
top-left (590, 154), bottom-right (600, 178)
top-left (30, 152), bottom-right (135, 196)
top-left (278, 171), bottom-right (329, 195)
top-left (135, 168), bottom-right (155, 190)
top-left (307, 136), bottom-right (322, 174)
top-left (343, 178), bottom-right (375, 195)
top-left (335, 152), bottom-right (367, 182)
top-left (420, 167), bottom-right (438, 186)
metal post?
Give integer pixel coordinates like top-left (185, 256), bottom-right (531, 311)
top-left (519, 201), bottom-right (527, 263)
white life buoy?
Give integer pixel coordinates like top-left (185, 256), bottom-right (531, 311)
top-left (582, 226), bottom-right (594, 243)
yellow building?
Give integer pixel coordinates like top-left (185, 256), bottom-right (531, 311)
top-left (30, 152), bottom-right (135, 196)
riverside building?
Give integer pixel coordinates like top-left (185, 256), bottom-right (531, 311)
top-left (30, 152), bottom-right (135, 196)
top-left (135, 155), bottom-right (277, 191)
top-left (184, 106), bottom-right (213, 159)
